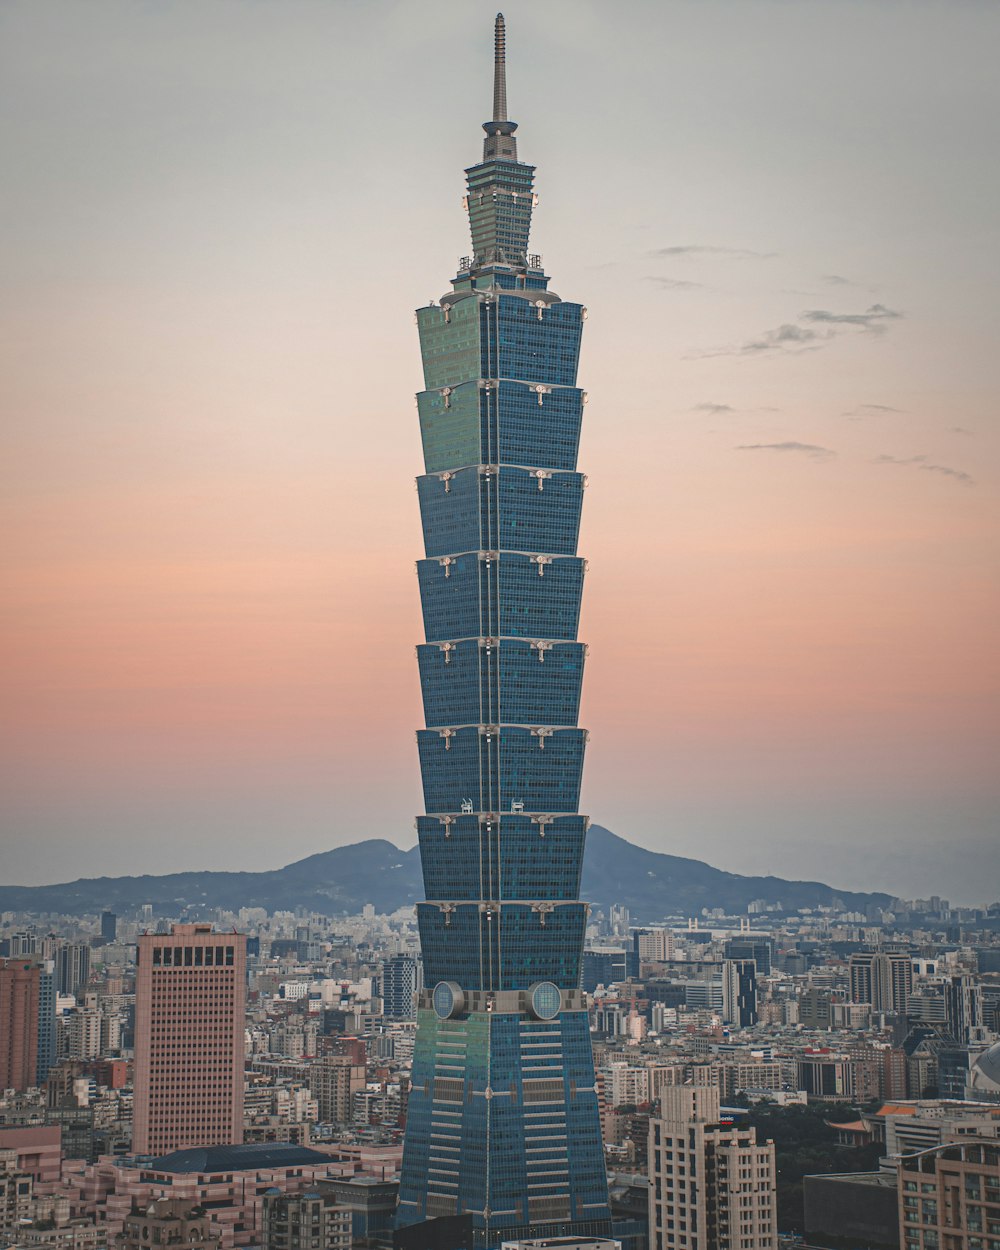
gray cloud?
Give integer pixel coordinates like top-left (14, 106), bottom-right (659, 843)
top-left (921, 463), bottom-right (975, 485)
top-left (742, 323), bottom-right (822, 353)
top-left (737, 441), bottom-right (836, 460)
top-left (801, 303), bottom-right (903, 331)
top-left (874, 454), bottom-right (974, 485)
top-left (650, 245), bottom-right (777, 259)
top-left (952, 426), bottom-right (974, 435)
top-left (696, 300), bottom-right (903, 359)
top-left (693, 403), bottom-right (735, 414)
top-left (843, 403), bottom-right (903, 418)
top-left (647, 276), bottom-right (705, 290)
top-left (822, 274), bottom-right (854, 285)
top-left (689, 322), bottom-right (824, 359)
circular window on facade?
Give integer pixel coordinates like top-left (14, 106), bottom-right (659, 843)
top-left (529, 981), bottom-right (562, 1021)
top-left (432, 980), bottom-right (464, 1019)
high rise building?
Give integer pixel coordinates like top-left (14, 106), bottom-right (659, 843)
top-left (100, 912), bottom-right (118, 944)
top-left (723, 938), bottom-right (772, 977)
top-left (132, 924), bottom-right (246, 1156)
top-left (946, 974), bottom-right (985, 1044)
top-left (380, 954), bottom-right (418, 1021)
top-left (584, 948), bottom-right (630, 994)
top-left (649, 1086), bottom-right (778, 1250)
top-left (397, 16), bottom-right (612, 1246)
top-left (36, 960), bottom-right (56, 1085)
top-left (54, 943), bottom-right (91, 1000)
top-left (849, 951), bottom-right (912, 1014)
top-left (637, 929), bottom-right (675, 965)
top-left (0, 959), bottom-right (40, 1091)
top-left (721, 959), bottom-right (758, 1028)
top-left (308, 1055), bottom-right (366, 1126)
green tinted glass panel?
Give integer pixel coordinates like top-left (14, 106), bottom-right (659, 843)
top-left (418, 383), bottom-right (481, 473)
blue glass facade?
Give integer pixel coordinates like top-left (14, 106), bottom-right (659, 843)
top-left (397, 16), bottom-right (611, 1247)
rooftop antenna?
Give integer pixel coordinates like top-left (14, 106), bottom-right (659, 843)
top-left (493, 13), bottom-right (508, 123)
top-left (482, 13), bottom-right (518, 162)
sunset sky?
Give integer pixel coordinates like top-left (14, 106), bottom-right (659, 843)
top-left (2, 0), bottom-right (998, 903)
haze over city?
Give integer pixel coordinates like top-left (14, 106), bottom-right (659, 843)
top-left (3, 0), bottom-right (998, 903)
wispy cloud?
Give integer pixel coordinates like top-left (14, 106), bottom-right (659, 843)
top-left (737, 441), bottom-right (836, 460)
top-left (693, 403), bottom-right (735, 414)
top-left (921, 463), bottom-right (975, 485)
top-left (874, 454), bottom-right (975, 485)
top-left (801, 303), bottom-right (902, 332)
top-left (741, 323), bottom-right (822, 354)
top-left (693, 302), bottom-right (904, 358)
top-left (647, 276), bottom-right (705, 291)
top-left (650, 245), bottom-right (777, 260)
top-left (952, 426), bottom-right (974, 436)
top-left (822, 274), bottom-right (854, 286)
top-left (843, 403), bottom-right (903, 418)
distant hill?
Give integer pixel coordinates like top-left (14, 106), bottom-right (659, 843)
top-left (0, 826), bottom-right (889, 921)
top-left (580, 827), bottom-right (889, 917)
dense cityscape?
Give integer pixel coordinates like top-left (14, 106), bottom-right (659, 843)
top-left (3, 10), bottom-right (998, 1250)
top-left (2, 890), bottom-right (1000, 1250)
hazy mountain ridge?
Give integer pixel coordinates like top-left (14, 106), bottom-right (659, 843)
top-left (0, 826), bottom-right (889, 920)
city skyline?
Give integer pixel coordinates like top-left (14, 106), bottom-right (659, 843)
top-left (2, 0), bottom-right (998, 904)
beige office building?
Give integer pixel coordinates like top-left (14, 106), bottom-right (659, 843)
top-left (133, 925), bottom-right (246, 1156)
top-left (308, 1055), bottom-right (366, 1126)
top-left (649, 1086), bottom-right (777, 1250)
top-left (899, 1138), bottom-right (1000, 1250)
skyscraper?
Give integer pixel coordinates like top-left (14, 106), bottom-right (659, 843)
top-left (54, 942), bottom-right (91, 999)
top-left (0, 959), bottom-right (40, 1091)
top-left (36, 959), bottom-right (56, 1084)
top-left (849, 951), bottom-right (912, 1015)
top-left (381, 954), bottom-right (418, 1021)
top-left (397, 16), bottom-right (612, 1246)
top-left (721, 959), bottom-right (759, 1028)
top-left (133, 924), bottom-right (246, 1156)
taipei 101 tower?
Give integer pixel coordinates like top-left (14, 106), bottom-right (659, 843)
top-left (397, 15), bottom-right (613, 1246)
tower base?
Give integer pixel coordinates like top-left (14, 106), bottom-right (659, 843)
top-left (397, 1006), bottom-right (612, 1248)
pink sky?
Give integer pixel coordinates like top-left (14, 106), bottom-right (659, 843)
top-left (2, 0), bottom-right (998, 902)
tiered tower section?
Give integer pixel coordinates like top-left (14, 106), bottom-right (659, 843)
top-left (397, 16), bottom-right (612, 1248)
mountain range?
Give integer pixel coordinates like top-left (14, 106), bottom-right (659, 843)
top-left (0, 826), bottom-right (890, 921)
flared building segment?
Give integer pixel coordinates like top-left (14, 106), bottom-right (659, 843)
top-left (397, 15), bottom-right (612, 1248)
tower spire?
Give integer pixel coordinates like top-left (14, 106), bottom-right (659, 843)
top-left (493, 13), bottom-right (508, 123)
top-left (482, 12), bottom-right (518, 161)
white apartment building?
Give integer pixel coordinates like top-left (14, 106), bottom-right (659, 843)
top-left (649, 1086), bottom-right (777, 1250)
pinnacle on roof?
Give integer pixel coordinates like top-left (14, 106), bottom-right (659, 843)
top-left (482, 13), bottom-right (518, 161)
top-left (493, 13), bottom-right (507, 122)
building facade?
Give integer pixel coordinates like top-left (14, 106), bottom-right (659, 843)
top-left (36, 960), bottom-right (57, 1085)
top-left (648, 1087), bottom-right (778, 1250)
top-left (849, 952), bottom-right (912, 1014)
top-left (0, 959), bottom-right (40, 1091)
top-left (397, 15), bottom-right (612, 1246)
top-left (380, 955), bottom-right (417, 1021)
top-left (54, 943), bottom-right (91, 1000)
top-left (133, 925), bottom-right (246, 1155)
top-left (309, 1056), bottom-right (366, 1126)
top-left (116, 1199), bottom-right (221, 1250)
top-left (898, 1139), bottom-right (1000, 1250)
top-left (721, 960), bottom-right (759, 1029)
top-left (261, 1190), bottom-right (351, 1250)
